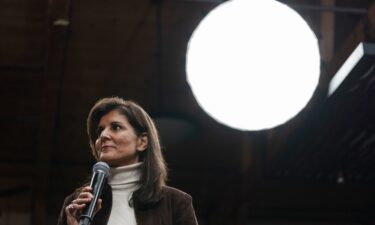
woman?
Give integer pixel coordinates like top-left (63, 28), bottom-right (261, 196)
top-left (57, 97), bottom-right (198, 225)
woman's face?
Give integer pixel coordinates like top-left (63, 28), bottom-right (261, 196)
top-left (95, 109), bottom-right (148, 167)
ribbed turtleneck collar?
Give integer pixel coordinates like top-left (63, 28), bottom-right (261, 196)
top-left (108, 162), bottom-right (142, 187)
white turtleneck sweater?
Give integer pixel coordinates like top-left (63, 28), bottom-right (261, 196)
top-left (107, 162), bottom-right (142, 225)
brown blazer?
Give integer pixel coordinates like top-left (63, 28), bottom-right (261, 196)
top-left (57, 185), bottom-right (198, 225)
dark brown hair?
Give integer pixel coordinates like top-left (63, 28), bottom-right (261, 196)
top-left (87, 97), bottom-right (167, 208)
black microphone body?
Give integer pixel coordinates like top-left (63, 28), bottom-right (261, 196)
top-left (79, 162), bottom-right (110, 225)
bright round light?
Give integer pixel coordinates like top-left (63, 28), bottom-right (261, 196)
top-left (186, 0), bottom-right (320, 131)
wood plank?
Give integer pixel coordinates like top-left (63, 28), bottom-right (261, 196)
top-left (320, 0), bottom-right (335, 63)
top-left (31, 0), bottom-right (71, 224)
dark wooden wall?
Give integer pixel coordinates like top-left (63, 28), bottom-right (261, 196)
top-left (1, 0), bottom-right (375, 224)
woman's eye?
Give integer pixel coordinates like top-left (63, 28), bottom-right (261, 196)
top-left (112, 124), bottom-right (122, 131)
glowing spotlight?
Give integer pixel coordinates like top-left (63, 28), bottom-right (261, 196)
top-left (186, 0), bottom-right (320, 131)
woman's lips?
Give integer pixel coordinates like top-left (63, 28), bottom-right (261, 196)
top-left (101, 145), bottom-right (115, 152)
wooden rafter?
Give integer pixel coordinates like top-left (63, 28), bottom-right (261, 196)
top-left (31, 0), bottom-right (71, 224)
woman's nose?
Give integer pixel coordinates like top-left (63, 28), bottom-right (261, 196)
top-left (99, 128), bottom-right (111, 140)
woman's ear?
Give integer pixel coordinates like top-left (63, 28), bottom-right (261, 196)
top-left (137, 133), bottom-right (148, 151)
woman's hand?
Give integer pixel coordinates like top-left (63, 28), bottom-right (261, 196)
top-left (65, 186), bottom-right (102, 225)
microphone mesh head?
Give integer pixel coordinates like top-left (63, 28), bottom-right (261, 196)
top-left (93, 162), bottom-right (110, 177)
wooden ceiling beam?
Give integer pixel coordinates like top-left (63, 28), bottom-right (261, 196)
top-left (31, 0), bottom-right (71, 224)
top-left (320, 0), bottom-right (336, 64)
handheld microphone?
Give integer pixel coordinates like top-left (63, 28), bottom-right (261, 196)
top-left (79, 162), bottom-right (110, 225)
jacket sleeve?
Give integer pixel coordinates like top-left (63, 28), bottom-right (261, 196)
top-left (173, 192), bottom-right (198, 225)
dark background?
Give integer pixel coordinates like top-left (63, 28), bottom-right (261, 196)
top-left (1, 0), bottom-right (375, 224)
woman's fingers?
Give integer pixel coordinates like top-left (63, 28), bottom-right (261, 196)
top-left (65, 186), bottom-right (103, 224)
top-left (74, 193), bottom-right (93, 205)
top-left (81, 186), bottom-right (92, 192)
top-left (75, 186), bottom-right (94, 205)
top-left (65, 203), bottom-right (80, 225)
top-left (95, 198), bottom-right (102, 213)
top-left (71, 201), bottom-right (87, 210)
top-left (64, 186), bottom-right (92, 224)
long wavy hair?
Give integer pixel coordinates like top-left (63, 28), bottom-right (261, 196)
top-left (87, 97), bottom-right (167, 208)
